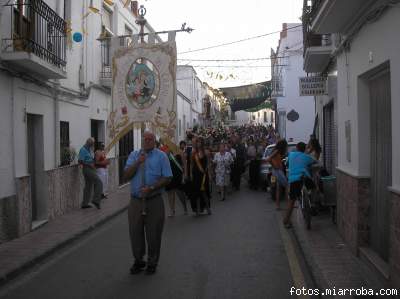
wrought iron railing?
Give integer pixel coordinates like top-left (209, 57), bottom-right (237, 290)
top-left (100, 38), bottom-right (112, 79)
top-left (271, 75), bottom-right (284, 97)
top-left (100, 36), bottom-right (133, 79)
top-left (308, 0), bottom-right (325, 23)
top-left (2, 0), bottom-right (66, 69)
top-left (302, 0), bottom-right (331, 57)
top-left (305, 32), bottom-right (331, 47)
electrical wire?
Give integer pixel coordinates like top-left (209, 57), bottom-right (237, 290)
top-left (177, 56), bottom-right (288, 62)
top-left (178, 24), bottom-right (303, 54)
top-left (190, 65), bottom-right (287, 68)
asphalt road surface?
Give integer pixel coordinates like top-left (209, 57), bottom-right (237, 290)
top-left (0, 188), bottom-right (303, 299)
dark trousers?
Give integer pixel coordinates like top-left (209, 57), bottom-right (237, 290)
top-left (232, 162), bottom-right (243, 189)
top-left (82, 166), bottom-right (102, 207)
top-left (249, 159), bottom-right (260, 188)
top-left (128, 194), bottom-right (165, 267)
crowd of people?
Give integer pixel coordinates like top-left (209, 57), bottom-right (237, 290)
top-left (155, 124), bottom-right (278, 215)
top-left (78, 124), bottom-right (323, 275)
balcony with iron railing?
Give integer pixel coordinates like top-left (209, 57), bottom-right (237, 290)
top-left (271, 75), bottom-right (284, 98)
top-left (1, 0), bottom-right (67, 79)
top-left (99, 36), bottom-right (133, 88)
top-left (306, 0), bottom-right (374, 34)
top-left (303, 30), bottom-right (333, 73)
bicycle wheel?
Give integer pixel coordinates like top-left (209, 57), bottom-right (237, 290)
top-left (302, 189), bottom-right (312, 230)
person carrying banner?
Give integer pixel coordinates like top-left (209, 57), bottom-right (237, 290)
top-left (124, 131), bottom-right (172, 275)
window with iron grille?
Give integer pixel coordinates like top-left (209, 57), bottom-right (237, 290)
top-left (102, 5), bottom-right (113, 34)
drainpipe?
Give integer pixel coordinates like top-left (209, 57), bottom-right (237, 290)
top-left (10, 76), bottom-right (16, 184)
top-left (79, 0), bottom-right (86, 94)
top-left (0, 0), bottom-right (7, 56)
top-left (53, 80), bottom-right (61, 167)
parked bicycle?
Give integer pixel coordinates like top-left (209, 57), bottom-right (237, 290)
top-left (300, 175), bottom-right (314, 230)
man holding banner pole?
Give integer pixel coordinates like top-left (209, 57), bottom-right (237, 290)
top-left (124, 131), bottom-right (172, 275)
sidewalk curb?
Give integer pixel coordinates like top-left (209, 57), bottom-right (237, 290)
top-left (289, 223), bottom-right (334, 299)
top-left (291, 227), bottom-right (334, 298)
top-left (0, 204), bottom-right (129, 287)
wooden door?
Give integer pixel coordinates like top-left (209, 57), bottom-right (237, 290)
top-left (369, 70), bottom-right (392, 261)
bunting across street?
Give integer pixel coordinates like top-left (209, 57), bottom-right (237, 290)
top-left (221, 81), bottom-right (272, 112)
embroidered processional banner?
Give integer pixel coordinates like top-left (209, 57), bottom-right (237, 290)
top-left (106, 36), bottom-right (177, 152)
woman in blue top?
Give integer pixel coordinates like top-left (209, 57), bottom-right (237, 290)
top-left (283, 142), bottom-right (316, 228)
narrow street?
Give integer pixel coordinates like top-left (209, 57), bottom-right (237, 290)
top-left (0, 188), bottom-right (304, 299)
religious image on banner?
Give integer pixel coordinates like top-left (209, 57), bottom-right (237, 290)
top-left (106, 37), bottom-right (177, 152)
top-left (125, 58), bottom-right (159, 109)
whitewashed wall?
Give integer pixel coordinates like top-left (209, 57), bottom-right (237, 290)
top-left (234, 110), bottom-right (250, 125)
top-left (176, 93), bottom-right (192, 141)
top-left (335, 6), bottom-right (400, 189)
top-left (249, 108), bottom-right (274, 126)
top-left (0, 0), bottom-right (159, 200)
top-left (0, 74), bottom-right (14, 198)
top-left (275, 24), bottom-right (315, 143)
top-left (177, 66), bottom-right (195, 101)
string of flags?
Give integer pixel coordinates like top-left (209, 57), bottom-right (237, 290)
top-left (205, 71), bottom-right (238, 81)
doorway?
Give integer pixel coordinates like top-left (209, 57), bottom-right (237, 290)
top-left (27, 114), bottom-right (46, 225)
top-left (323, 102), bottom-right (335, 175)
top-left (118, 129), bottom-right (134, 185)
top-left (90, 119), bottom-right (105, 151)
top-left (368, 69), bottom-right (392, 261)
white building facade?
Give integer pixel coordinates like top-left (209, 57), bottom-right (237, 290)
top-left (249, 108), bottom-right (275, 126)
top-left (303, 0), bottom-right (400, 288)
top-left (271, 23), bottom-right (315, 143)
top-left (0, 0), bottom-right (159, 243)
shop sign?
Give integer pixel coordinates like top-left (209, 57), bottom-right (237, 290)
top-left (299, 76), bottom-right (327, 96)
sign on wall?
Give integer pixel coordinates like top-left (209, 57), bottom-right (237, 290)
top-left (106, 37), bottom-right (177, 152)
top-left (299, 76), bottom-right (327, 96)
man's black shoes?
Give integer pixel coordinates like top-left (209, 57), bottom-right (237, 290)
top-left (92, 202), bottom-right (101, 209)
top-left (81, 205), bottom-right (92, 209)
top-left (130, 262), bottom-right (157, 275)
top-left (130, 261), bottom-right (146, 275)
top-left (145, 265), bottom-right (157, 275)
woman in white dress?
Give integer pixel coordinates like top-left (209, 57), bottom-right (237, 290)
top-left (213, 143), bottom-right (234, 201)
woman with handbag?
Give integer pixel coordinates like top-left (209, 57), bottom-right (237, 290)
top-left (190, 137), bottom-right (211, 216)
top-left (161, 145), bottom-right (188, 217)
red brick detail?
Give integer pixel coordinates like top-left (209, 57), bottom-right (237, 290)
top-left (390, 191), bottom-right (400, 288)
